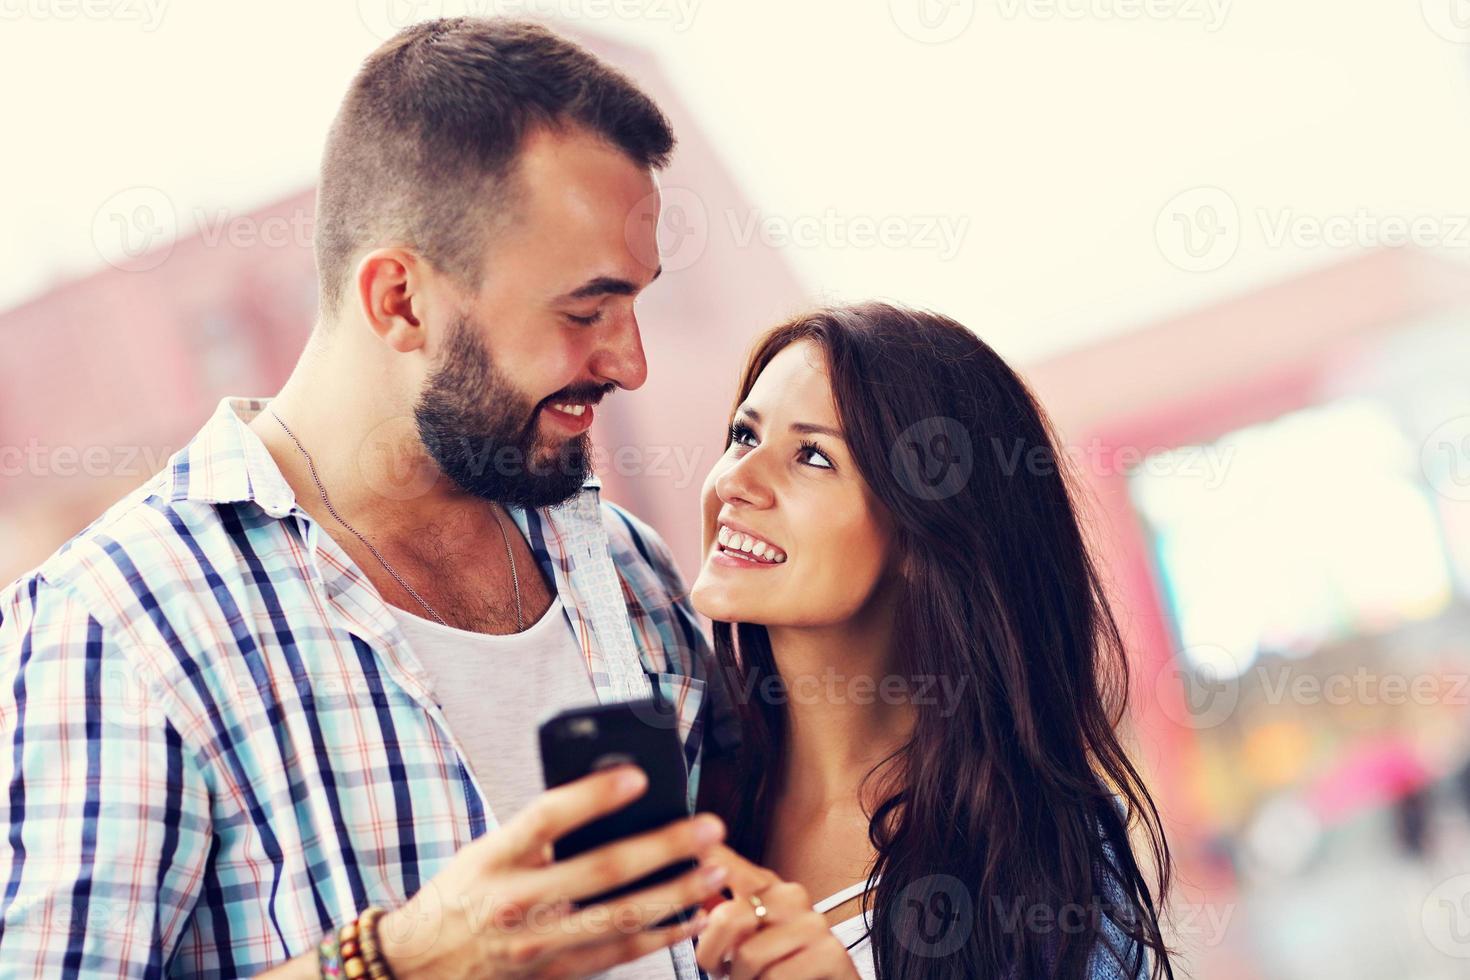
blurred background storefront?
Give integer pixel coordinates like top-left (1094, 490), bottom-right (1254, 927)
top-left (1031, 246), bottom-right (1470, 978)
top-left (8, 3), bottom-right (1470, 977)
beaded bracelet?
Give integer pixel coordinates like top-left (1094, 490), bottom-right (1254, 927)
top-left (322, 905), bottom-right (393, 980)
top-left (316, 930), bottom-right (343, 978)
top-left (357, 906), bottom-right (393, 980)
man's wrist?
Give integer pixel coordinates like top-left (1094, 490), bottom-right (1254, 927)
top-left (375, 906), bottom-right (429, 980)
top-left (305, 905), bottom-right (406, 980)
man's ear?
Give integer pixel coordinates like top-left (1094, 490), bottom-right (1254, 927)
top-left (355, 246), bottom-right (430, 354)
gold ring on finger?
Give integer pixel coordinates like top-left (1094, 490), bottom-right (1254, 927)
top-left (748, 892), bottom-right (769, 927)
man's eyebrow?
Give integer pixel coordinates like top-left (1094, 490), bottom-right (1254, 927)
top-left (737, 405), bottom-right (845, 440)
top-left (560, 266), bottom-right (662, 301)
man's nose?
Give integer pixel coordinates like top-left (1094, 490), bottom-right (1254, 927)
top-left (590, 313), bottom-right (649, 391)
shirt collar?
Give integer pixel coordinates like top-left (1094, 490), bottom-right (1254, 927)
top-left (167, 397), bottom-right (298, 517)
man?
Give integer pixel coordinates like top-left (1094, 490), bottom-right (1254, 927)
top-left (0, 18), bottom-right (737, 979)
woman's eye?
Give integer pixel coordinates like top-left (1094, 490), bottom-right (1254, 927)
top-left (798, 442), bottom-right (835, 469)
top-left (728, 422), bottom-right (757, 448)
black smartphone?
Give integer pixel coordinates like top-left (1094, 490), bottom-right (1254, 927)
top-left (538, 698), bottom-right (699, 924)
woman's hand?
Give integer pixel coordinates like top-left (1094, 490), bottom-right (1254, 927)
top-left (699, 844), bottom-right (780, 911)
top-left (695, 873), bottom-right (862, 980)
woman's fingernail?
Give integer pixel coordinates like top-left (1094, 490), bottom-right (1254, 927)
top-left (702, 864), bottom-right (729, 888)
top-left (694, 815), bottom-right (724, 845)
top-left (685, 910), bottom-right (710, 935)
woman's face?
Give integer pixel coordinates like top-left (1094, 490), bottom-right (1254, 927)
top-left (690, 339), bottom-right (895, 628)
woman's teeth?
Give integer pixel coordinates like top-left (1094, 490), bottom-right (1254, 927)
top-left (549, 402), bottom-right (586, 416)
top-left (717, 524), bottom-right (787, 564)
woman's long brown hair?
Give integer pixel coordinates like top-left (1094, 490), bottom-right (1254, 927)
top-left (705, 302), bottom-right (1174, 979)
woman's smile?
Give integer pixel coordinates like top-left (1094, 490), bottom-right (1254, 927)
top-left (710, 516), bottom-right (788, 567)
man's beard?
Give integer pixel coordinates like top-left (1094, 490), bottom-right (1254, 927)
top-left (413, 315), bottom-right (607, 509)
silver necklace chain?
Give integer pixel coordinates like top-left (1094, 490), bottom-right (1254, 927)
top-left (269, 409), bottom-right (523, 632)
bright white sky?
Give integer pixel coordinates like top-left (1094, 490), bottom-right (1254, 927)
top-left (4, 0), bottom-right (1470, 363)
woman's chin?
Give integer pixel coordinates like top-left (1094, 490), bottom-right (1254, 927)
top-left (690, 572), bottom-right (759, 624)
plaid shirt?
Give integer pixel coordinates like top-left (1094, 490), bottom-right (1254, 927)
top-left (0, 397), bottom-right (735, 979)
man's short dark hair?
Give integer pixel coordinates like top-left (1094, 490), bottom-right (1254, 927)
top-left (314, 17), bottom-right (675, 320)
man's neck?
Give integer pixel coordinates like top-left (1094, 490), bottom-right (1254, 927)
top-left (244, 337), bottom-right (562, 635)
top-left (247, 339), bottom-right (498, 546)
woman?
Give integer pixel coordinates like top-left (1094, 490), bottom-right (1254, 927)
top-left (687, 303), bottom-right (1174, 979)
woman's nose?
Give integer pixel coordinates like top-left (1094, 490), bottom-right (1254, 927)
top-left (715, 448), bottom-right (775, 509)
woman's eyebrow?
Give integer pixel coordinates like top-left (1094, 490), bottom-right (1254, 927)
top-left (738, 406), bottom-right (844, 440)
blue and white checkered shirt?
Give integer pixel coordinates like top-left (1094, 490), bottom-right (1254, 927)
top-left (0, 397), bottom-right (734, 978)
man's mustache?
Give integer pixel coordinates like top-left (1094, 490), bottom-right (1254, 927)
top-left (539, 381), bottom-right (616, 408)
top-left (516, 382), bottom-right (617, 442)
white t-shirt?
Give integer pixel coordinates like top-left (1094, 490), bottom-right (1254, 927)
top-left (390, 599), bottom-right (679, 980)
top-left (815, 880), bottom-right (877, 980)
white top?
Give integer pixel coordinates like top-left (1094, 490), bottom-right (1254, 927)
top-left (390, 599), bottom-right (678, 980)
top-left (815, 878), bottom-right (878, 980)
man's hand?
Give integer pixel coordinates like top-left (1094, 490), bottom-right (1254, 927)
top-left (374, 765), bottom-right (729, 980)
